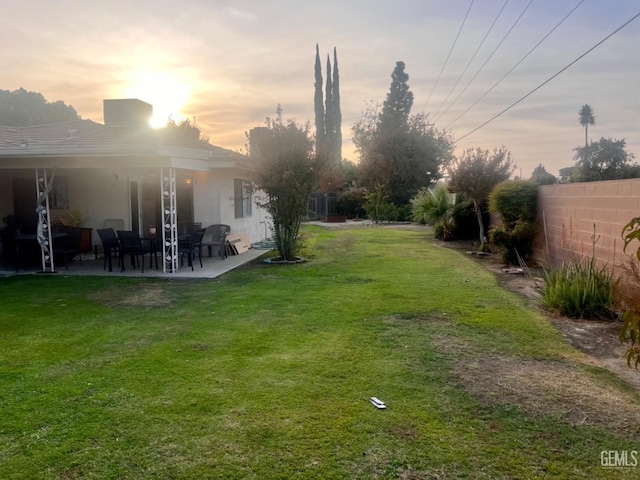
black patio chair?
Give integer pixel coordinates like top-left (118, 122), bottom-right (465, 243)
top-left (201, 224), bottom-right (230, 260)
top-left (117, 230), bottom-right (151, 273)
top-left (53, 227), bottom-right (83, 270)
top-left (178, 222), bottom-right (202, 236)
top-left (97, 228), bottom-right (120, 272)
top-left (178, 228), bottom-right (206, 270)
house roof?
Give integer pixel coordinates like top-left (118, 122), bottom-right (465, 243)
top-left (0, 119), bottom-right (255, 172)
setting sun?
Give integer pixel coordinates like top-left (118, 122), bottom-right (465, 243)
top-left (124, 71), bottom-right (190, 128)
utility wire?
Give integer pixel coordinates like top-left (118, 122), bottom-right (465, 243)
top-left (432, 0), bottom-right (510, 121)
top-left (436, 0), bottom-right (534, 125)
top-left (424, 0), bottom-right (475, 111)
top-left (445, 0), bottom-right (584, 129)
top-left (456, 11), bottom-right (640, 142)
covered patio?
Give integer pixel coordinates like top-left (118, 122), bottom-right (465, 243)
top-left (0, 246), bottom-right (268, 279)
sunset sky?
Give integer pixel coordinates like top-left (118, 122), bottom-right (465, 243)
top-left (2, 0), bottom-right (639, 177)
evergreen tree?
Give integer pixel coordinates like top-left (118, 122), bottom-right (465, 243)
top-left (324, 54), bottom-right (333, 164)
top-left (353, 61), bottom-right (452, 207)
top-left (314, 44), bottom-right (325, 155)
top-left (331, 47), bottom-right (342, 165)
top-left (378, 61), bottom-right (413, 135)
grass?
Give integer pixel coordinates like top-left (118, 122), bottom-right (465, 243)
top-left (1, 225), bottom-right (639, 479)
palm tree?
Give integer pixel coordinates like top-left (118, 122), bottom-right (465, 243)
top-left (579, 104), bottom-right (595, 147)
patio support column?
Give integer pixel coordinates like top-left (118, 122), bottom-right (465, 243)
top-left (161, 168), bottom-right (178, 273)
top-left (34, 169), bottom-right (55, 272)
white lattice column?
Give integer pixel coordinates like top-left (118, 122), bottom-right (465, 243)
top-left (161, 168), bottom-right (178, 273)
top-left (34, 169), bottom-right (55, 272)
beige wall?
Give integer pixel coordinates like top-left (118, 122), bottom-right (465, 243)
top-left (195, 169), bottom-right (270, 244)
top-left (532, 179), bottom-right (640, 271)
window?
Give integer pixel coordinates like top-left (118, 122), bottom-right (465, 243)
top-left (234, 178), bottom-right (252, 218)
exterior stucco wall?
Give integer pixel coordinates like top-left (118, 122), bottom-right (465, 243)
top-left (194, 169), bottom-right (270, 244)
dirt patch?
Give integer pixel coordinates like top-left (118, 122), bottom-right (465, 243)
top-left (88, 284), bottom-right (172, 308)
top-left (450, 351), bottom-right (640, 437)
top-left (440, 240), bottom-right (640, 393)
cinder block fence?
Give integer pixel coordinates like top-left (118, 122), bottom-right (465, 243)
top-left (531, 179), bottom-right (640, 273)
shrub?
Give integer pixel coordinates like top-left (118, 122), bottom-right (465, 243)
top-left (620, 217), bottom-right (640, 367)
top-left (364, 185), bottom-right (395, 224)
top-left (541, 259), bottom-right (615, 319)
top-left (489, 180), bottom-right (538, 264)
top-left (335, 191), bottom-right (365, 218)
top-left (411, 183), bottom-right (471, 240)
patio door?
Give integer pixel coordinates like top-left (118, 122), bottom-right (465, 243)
top-left (129, 178), bottom-right (162, 236)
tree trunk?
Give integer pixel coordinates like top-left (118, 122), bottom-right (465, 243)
top-left (585, 124), bottom-right (588, 148)
top-left (474, 199), bottom-right (485, 247)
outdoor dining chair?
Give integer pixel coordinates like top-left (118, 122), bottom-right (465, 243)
top-left (117, 230), bottom-right (154, 273)
top-left (178, 228), bottom-right (206, 270)
top-left (97, 228), bottom-right (120, 272)
top-left (53, 227), bottom-right (84, 270)
top-left (201, 224), bottom-right (230, 260)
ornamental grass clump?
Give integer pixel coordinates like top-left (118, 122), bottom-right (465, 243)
top-left (542, 259), bottom-right (615, 319)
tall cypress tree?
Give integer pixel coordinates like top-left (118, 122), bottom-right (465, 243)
top-left (332, 47), bottom-right (342, 164)
top-left (314, 44), bottom-right (325, 154)
top-left (324, 54), bottom-right (334, 164)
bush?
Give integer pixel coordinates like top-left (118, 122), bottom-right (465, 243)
top-left (335, 191), bottom-right (365, 218)
top-left (411, 183), bottom-right (471, 240)
top-left (364, 185), bottom-right (395, 224)
top-left (489, 180), bottom-right (538, 264)
top-left (541, 259), bottom-right (615, 319)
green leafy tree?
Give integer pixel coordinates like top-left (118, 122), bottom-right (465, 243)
top-left (251, 106), bottom-right (320, 260)
top-left (158, 117), bottom-right (210, 146)
top-left (353, 62), bottom-right (453, 206)
top-left (530, 164), bottom-right (557, 185)
top-left (314, 44), bottom-right (325, 157)
top-left (447, 146), bottom-right (515, 247)
top-left (579, 104), bottom-right (595, 148)
top-left (565, 137), bottom-right (639, 182)
top-left (0, 88), bottom-right (79, 126)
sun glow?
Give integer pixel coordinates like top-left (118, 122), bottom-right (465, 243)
top-left (124, 71), bottom-right (190, 128)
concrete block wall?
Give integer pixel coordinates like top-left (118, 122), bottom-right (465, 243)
top-left (532, 179), bottom-right (640, 272)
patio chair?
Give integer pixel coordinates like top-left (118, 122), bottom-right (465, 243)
top-left (178, 228), bottom-right (206, 270)
top-left (178, 222), bottom-right (202, 236)
top-left (97, 228), bottom-right (121, 272)
top-left (53, 227), bottom-right (84, 270)
top-left (117, 230), bottom-right (152, 273)
top-left (201, 224), bottom-right (230, 260)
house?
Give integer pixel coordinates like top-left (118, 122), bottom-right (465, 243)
top-left (0, 99), bottom-right (270, 273)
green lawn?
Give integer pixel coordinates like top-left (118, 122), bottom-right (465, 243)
top-left (1, 225), bottom-right (639, 479)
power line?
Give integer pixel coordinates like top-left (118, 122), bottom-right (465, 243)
top-left (445, 0), bottom-right (584, 129)
top-left (455, 11), bottom-right (640, 142)
top-left (437, 0), bottom-right (534, 125)
top-left (424, 0), bottom-right (475, 112)
top-left (432, 0), bottom-right (510, 121)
